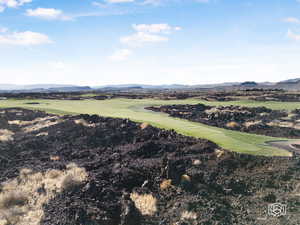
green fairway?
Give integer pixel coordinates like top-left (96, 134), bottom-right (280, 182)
top-left (0, 98), bottom-right (299, 157)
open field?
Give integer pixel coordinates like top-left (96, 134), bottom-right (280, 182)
top-left (0, 98), bottom-right (299, 156)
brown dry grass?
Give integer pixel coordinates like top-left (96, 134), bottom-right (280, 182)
top-left (181, 210), bottom-right (198, 221)
top-left (0, 163), bottom-right (88, 225)
top-left (8, 116), bottom-right (60, 133)
top-left (192, 159), bottom-right (201, 166)
top-left (160, 179), bottom-right (172, 190)
top-left (244, 120), bottom-right (261, 129)
top-left (181, 174), bottom-right (191, 183)
top-left (130, 192), bottom-right (157, 216)
top-left (140, 122), bottom-right (149, 130)
top-left (8, 116), bottom-right (57, 126)
top-left (226, 121), bottom-right (240, 129)
top-left (215, 149), bottom-right (225, 158)
top-left (74, 119), bottom-right (96, 128)
top-left (49, 156), bottom-right (60, 161)
top-left (22, 121), bottom-right (60, 133)
top-left (36, 132), bottom-right (48, 137)
top-left (0, 129), bottom-right (14, 142)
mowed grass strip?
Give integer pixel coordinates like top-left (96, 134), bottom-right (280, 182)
top-left (0, 98), bottom-right (297, 156)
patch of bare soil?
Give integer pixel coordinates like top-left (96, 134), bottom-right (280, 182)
top-left (0, 108), bottom-right (300, 225)
top-left (147, 104), bottom-right (300, 138)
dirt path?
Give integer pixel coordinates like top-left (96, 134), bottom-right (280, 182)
top-left (267, 140), bottom-right (300, 155)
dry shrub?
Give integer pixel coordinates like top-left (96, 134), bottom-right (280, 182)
top-left (181, 175), bottom-right (191, 183)
top-left (215, 149), bottom-right (225, 158)
top-left (181, 210), bottom-right (198, 221)
top-left (22, 120), bottom-right (60, 133)
top-left (140, 123), bottom-right (149, 130)
top-left (74, 119), bottom-right (96, 128)
top-left (226, 121), bottom-right (240, 129)
top-left (0, 192), bottom-right (27, 209)
top-left (244, 120), bottom-right (261, 128)
top-left (160, 179), bottom-right (172, 190)
top-left (50, 156), bottom-right (60, 161)
top-left (0, 129), bottom-right (14, 142)
top-left (192, 159), bottom-right (201, 166)
top-left (36, 132), bottom-right (48, 137)
top-left (8, 120), bottom-right (31, 126)
top-left (8, 116), bottom-right (61, 133)
top-left (9, 116), bottom-right (58, 127)
top-left (130, 192), bottom-right (157, 216)
top-left (0, 163), bottom-right (88, 225)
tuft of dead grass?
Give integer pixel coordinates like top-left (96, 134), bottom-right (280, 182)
top-left (9, 116), bottom-right (60, 133)
top-left (181, 174), bottom-right (191, 183)
top-left (0, 129), bottom-right (14, 142)
top-left (49, 156), bottom-right (60, 161)
top-left (160, 179), bottom-right (172, 190)
top-left (36, 132), bottom-right (48, 137)
top-left (181, 210), bottom-right (198, 221)
top-left (22, 121), bottom-right (60, 133)
top-left (244, 120), bottom-right (261, 129)
top-left (0, 163), bottom-right (88, 225)
top-left (226, 121), bottom-right (240, 129)
top-left (192, 159), bottom-right (201, 166)
top-left (140, 123), bottom-right (149, 130)
top-left (215, 149), bottom-right (225, 158)
top-left (130, 192), bottom-right (157, 216)
top-left (8, 116), bottom-right (58, 126)
top-left (74, 119), bottom-right (96, 128)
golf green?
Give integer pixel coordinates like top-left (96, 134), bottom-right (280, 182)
top-left (1, 98), bottom-right (298, 157)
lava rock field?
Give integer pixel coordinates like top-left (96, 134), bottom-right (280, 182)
top-left (0, 108), bottom-right (300, 225)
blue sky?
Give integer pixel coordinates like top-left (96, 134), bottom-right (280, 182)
top-left (1, 0), bottom-right (300, 85)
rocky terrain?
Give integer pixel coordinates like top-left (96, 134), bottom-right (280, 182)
top-left (0, 108), bottom-right (300, 225)
top-left (147, 104), bottom-right (300, 138)
top-left (2, 89), bottom-right (300, 103)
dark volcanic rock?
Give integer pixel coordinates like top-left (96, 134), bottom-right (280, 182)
top-left (147, 104), bottom-right (300, 139)
top-left (0, 108), bottom-right (299, 225)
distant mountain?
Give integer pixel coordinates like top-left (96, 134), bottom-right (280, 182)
top-left (274, 79), bottom-right (300, 91)
top-left (93, 84), bottom-right (190, 90)
top-left (2, 77), bottom-right (300, 93)
top-left (278, 78), bottom-right (300, 84)
top-left (0, 84), bottom-right (78, 91)
top-left (240, 81), bottom-right (258, 87)
top-left (0, 84), bottom-right (92, 93)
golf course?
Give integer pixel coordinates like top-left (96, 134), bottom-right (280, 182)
top-left (1, 98), bottom-right (300, 157)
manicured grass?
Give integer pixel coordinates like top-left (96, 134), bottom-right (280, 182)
top-left (0, 98), bottom-right (298, 157)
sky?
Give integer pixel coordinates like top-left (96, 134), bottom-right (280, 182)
top-left (1, 0), bottom-right (300, 85)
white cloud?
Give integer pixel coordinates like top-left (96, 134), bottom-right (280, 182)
top-left (112, 23), bottom-right (180, 60)
top-left (0, 27), bottom-right (7, 33)
top-left (287, 29), bottom-right (300, 41)
top-left (92, 1), bottom-right (108, 7)
top-left (0, 31), bottom-right (52, 46)
top-left (120, 23), bottom-right (180, 46)
top-left (106, 0), bottom-right (134, 3)
top-left (195, 0), bottom-right (209, 2)
top-left (109, 49), bottom-right (132, 61)
top-left (284, 17), bottom-right (300, 24)
top-left (0, 0), bottom-right (31, 12)
top-left (142, 0), bottom-right (209, 5)
top-left (141, 0), bottom-right (162, 5)
top-left (132, 23), bottom-right (181, 33)
top-left (120, 32), bottom-right (168, 46)
top-left (26, 8), bottom-right (71, 20)
top-left (48, 61), bottom-right (68, 70)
